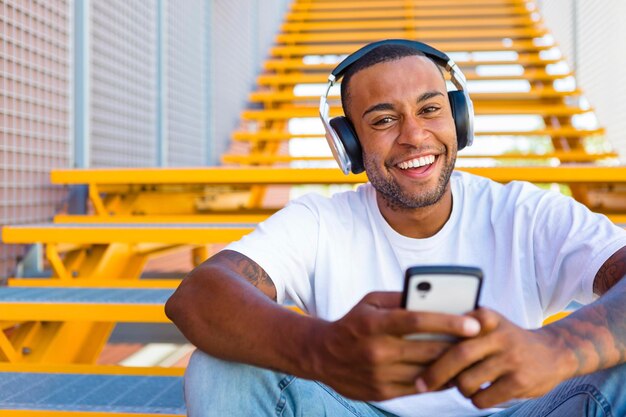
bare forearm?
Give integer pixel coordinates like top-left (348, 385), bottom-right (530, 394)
top-left (165, 263), bottom-right (321, 378)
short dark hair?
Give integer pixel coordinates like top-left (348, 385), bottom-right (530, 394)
top-left (339, 44), bottom-right (443, 120)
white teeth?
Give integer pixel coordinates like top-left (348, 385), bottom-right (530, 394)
top-left (398, 155), bottom-right (435, 170)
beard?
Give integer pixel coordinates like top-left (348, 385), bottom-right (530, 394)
top-left (364, 151), bottom-right (456, 210)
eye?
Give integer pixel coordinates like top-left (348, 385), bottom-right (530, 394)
top-left (372, 116), bottom-right (395, 126)
top-left (421, 106), bottom-right (440, 114)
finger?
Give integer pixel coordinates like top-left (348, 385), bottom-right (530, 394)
top-left (362, 291), bottom-right (403, 309)
top-left (394, 339), bottom-right (452, 364)
top-left (466, 308), bottom-right (501, 335)
top-left (453, 354), bottom-right (509, 398)
top-left (382, 310), bottom-right (482, 338)
top-left (373, 382), bottom-right (420, 401)
top-left (469, 374), bottom-right (525, 409)
top-left (381, 363), bottom-right (426, 384)
top-left (419, 336), bottom-right (498, 392)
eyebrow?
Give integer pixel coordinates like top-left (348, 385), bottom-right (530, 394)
top-left (361, 90), bottom-right (445, 119)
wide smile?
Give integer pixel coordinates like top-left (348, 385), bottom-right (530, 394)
top-left (394, 154), bottom-right (439, 177)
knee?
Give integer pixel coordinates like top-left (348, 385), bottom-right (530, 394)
top-left (185, 349), bottom-right (269, 391)
top-left (184, 349), bottom-right (287, 416)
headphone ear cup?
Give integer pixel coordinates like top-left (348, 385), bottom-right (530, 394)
top-left (448, 91), bottom-right (469, 150)
top-left (329, 117), bottom-right (365, 174)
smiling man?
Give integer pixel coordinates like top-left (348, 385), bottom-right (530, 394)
top-left (166, 41), bottom-right (626, 417)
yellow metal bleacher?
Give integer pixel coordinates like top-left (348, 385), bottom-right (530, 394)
top-left (1, 0), bottom-right (625, 414)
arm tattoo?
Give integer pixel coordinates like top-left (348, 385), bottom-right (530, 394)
top-left (544, 246), bottom-right (626, 376)
top-left (213, 250), bottom-right (277, 301)
top-left (593, 246), bottom-right (626, 295)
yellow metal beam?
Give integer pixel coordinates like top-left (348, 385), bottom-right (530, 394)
top-left (1, 303), bottom-right (169, 323)
top-left (0, 412), bottom-right (182, 417)
top-left (54, 213), bottom-right (271, 224)
top-left (49, 166), bottom-right (626, 186)
top-left (7, 278), bottom-right (182, 288)
top-left (2, 225), bottom-right (254, 244)
top-left (0, 362), bottom-right (184, 375)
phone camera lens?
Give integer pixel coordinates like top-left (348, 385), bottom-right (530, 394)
top-left (417, 282), bottom-right (431, 292)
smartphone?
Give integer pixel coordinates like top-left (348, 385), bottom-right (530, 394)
top-left (402, 266), bottom-right (483, 341)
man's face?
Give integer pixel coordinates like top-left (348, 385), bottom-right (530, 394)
top-left (347, 55), bottom-right (458, 210)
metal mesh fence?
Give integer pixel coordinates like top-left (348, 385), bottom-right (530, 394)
top-left (0, 0), bottom-right (71, 277)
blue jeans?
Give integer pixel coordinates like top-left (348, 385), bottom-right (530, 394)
top-left (184, 350), bottom-right (626, 417)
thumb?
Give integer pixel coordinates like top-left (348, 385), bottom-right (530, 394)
top-left (361, 291), bottom-right (403, 309)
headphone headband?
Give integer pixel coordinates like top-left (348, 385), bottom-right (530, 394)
top-left (330, 39), bottom-right (452, 81)
top-left (319, 39), bottom-right (474, 175)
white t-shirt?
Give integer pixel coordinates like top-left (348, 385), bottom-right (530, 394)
top-left (226, 171), bottom-right (626, 417)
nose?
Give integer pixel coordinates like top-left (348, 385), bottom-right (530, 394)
top-left (396, 115), bottom-right (429, 147)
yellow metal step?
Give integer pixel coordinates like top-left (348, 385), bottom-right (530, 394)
top-left (290, 0), bottom-right (528, 10)
top-left (286, 6), bottom-right (531, 21)
top-left (275, 27), bottom-right (547, 44)
top-left (0, 364), bottom-right (184, 416)
top-left (1, 224), bottom-right (255, 244)
top-left (249, 90), bottom-right (582, 105)
top-left (280, 16), bottom-right (537, 32)
top-left (232, 127), bottom-right (606, 142)
top-left (255, 70), bottom-right (571, 87)
top-left (270, 40), bottom-right (551, 57)
top-left (263, 55), bottom-right (561, 72)
top-left (7, 278), bottom-right (182, 288)
top-left (221, 151), bottom-right (618, 165)
top-left (241, 104), bottom-right (588, 121)
top-left (0, 286), bottom-right (173, 322)
top-left (53, 213), bottom-right (271, 224)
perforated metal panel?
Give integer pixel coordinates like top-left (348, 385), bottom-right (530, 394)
top-left (89, 0), bottom-right (157, 167)
top-left (0, 372), bottom-right (184, 414)
top-left (166, 0), bottom-right (206, 166)
top-left (538, 0), bottom-right (626, 159)
top-left (209, 0), bottom-right (290, 163)
top-left (0, 0), bottom-right (71, 277)
top-left (537, 0), bottom-right (576, 69)
top-left (575, 1), bottom-right (626, 158)
top-left (0, 1), bottom-right (290, 277)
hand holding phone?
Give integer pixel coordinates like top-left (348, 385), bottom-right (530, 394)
top-left (402, 266), bottom-right (483, 341)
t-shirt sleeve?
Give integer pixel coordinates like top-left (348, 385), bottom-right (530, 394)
top-left (532, 191), bottom-right (626, 315)
top-left (223, 198), bottom-right (319, 310)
